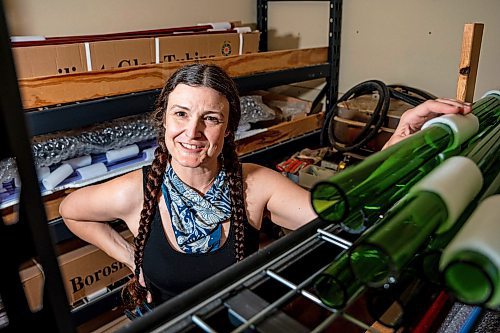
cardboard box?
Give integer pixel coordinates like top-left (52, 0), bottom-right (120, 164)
top-left (240, 31), bottom-right (260, 55)
top-left (12, 43), bottom-right (87, 78)
top-left (158, 31), bottom-right (260, 63)
top-left (19, 230), bottom-right (133, 311)
top-left (12, 32), bottom-right (259, 78)
top-left (88, 37), bottom-right (155, 70)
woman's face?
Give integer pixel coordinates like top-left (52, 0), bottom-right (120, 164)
top-left (164, 84), bottom-right (230, 170)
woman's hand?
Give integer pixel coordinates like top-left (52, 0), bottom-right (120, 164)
top-left (383, 98), bottom-right (472, 149)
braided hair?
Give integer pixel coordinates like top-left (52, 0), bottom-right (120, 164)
top-left (123, 64), bottom-right (245, 310)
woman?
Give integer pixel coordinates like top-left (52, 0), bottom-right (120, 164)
top-left (60, 63), bottom-right (471, 313)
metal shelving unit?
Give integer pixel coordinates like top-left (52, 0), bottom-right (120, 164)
top-left (24, 0), bottom-right (342, 247)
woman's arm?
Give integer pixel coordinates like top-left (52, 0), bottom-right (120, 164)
top-left (247, 99), bottom-right (471, 231)
top-left (383, 98), bottom-right (472, 149)
top-left (59, 169), bottom-right (143, 271)
top-left (244, 163), bottom-right (317, 231)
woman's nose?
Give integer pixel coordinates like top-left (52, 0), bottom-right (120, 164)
top-left (185, 118), bottom-right (203, 138)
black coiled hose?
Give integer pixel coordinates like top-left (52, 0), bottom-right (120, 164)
top-left (321, 81), bottom-right (435, 152)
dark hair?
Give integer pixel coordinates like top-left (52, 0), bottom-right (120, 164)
top-left (123, 63), bottom-right (246, 310)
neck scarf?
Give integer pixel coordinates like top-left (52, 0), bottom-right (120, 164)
top-left (161, 164), bottom-right (231, 253)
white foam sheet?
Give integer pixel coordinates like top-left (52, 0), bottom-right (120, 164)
top-left (76, 163), bottom-right (108, 180)
top-left (42, 163), bottom-right (73, 190)
top-left (106, 145), bottom-right (139, 164)
top-left (36, 166), bottom-right (50, 180)
top-left (62, 155), bottom-right (92, 169)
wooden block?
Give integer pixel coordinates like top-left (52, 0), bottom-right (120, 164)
top-left (456, 23), bottom-right (484, 102)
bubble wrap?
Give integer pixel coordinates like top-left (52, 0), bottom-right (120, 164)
top-left (0, 158), bottom-right (16, 185)
top-left (239, 95), bottom-right (276, 125)
top-left (1, 114), bottom-right (158, 184)
top-left (437, 302), bottom-right (475, 333)
top-left (31, 114), bottom-right (158, 167)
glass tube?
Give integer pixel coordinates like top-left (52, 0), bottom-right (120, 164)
top-left (441, 195), bottom-right (500, 308)
top-left (311, 125), bottom-right (452, 222)
top-left (313, 252), bottom-right (364, 309)
top-left (340, 157), bottom-right (439, 234)
top-left (349, 191), bottom-right (447, 287)
top-left (311, 94), bottom-right (499, 224)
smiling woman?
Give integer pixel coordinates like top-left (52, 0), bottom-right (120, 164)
top-left (59, 63), bottom-right (319, 316)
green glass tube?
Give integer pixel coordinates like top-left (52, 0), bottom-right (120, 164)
top-left (444, 251), bottom-right (498, 306)
top-left (418, 206), bottom-right (475, 284)
top-left (313, 252), bottom-right (364, 309)
top-left (418, 125), bottom-right (500, 282)
top-left (349, 153), bottom-right (484, 287)
top-left (440, 195), bottom-right (500, 309)
top-left (473, 95), bottom-right (500, 127)
top-left (461, 123), bottom-right (500, 173)
top-left (311, 125), bottom-right (452, 222)
top-left (349, 191), bottom-right (448, 287)
top-left (340, 158), bottom-right (439, 234)
top-left (416, 162), bottom-right (500, 284)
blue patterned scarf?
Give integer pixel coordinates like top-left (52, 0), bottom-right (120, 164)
top-left (161, 164), bottom-right (231, 253)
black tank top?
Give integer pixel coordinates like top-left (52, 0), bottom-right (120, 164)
top-left (141, 167), bottom-right (260, 305)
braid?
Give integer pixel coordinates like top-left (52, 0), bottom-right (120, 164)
top-left (223, 135), bottom-right (246, 261)
top-left (123, 138), bottom-right (168, 310)
top-left (122, 89), bottom-right (170, 310)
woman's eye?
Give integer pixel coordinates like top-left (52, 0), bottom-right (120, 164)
top-left (205, 116), bottom-right (222, 124)
top-left (174, 111), bottom-right (187, 117)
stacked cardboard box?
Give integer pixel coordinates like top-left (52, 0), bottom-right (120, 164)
top-left (12, 29), bottom-right (260, 78)
top-left (19, 230), bottom-right (133, 311)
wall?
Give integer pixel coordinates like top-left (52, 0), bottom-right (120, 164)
top-left (4, 0), bottom-right (256, 36)
top-left (267, 0), bottom-right (499, 98)
top-left (4, 0), bottom-right (499, 98)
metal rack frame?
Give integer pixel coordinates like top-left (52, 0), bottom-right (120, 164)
top-left (118, 219), bottom-right (377, 333)
top-left (0, 2), bottom-right (74, 332)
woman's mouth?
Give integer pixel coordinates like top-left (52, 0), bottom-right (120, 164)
top-left (179, 142), bottom-right (205, 150)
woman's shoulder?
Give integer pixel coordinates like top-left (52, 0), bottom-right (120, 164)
top-left (241, 163), bottom-right (293, 194)
top-left (242, 162), bottom-right (277, 180)
top-left (59, 168), bottom-right (144, 226)
top-left (86, 168), bottom-right (144, 216)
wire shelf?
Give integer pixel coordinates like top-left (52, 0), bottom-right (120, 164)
top-left (119, 218), bottom-right (386, 333)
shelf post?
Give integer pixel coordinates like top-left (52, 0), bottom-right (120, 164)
top-left (0, 2), bottom-right (75, 332)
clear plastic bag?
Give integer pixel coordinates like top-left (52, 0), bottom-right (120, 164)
top-left (31, 114), bottom-right (157, 168)
top-left (239, 95), bottom-right (276, 126)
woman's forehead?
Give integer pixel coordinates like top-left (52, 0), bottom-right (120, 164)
top-left (169, 84), bottom-right (229, 109)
